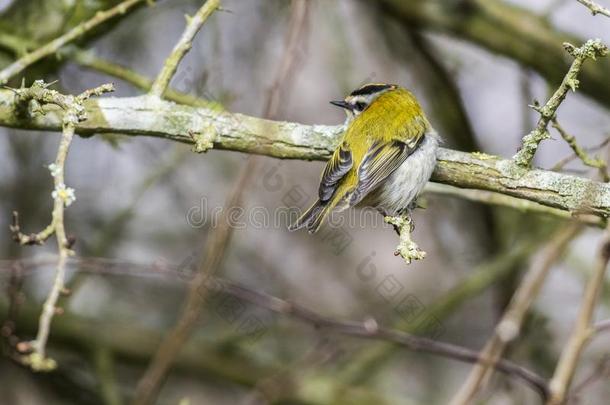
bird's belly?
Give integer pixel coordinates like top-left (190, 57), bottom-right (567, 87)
top-left (361, 132), bottom-right (439, 216)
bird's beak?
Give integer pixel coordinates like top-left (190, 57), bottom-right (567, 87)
top-left (330, 100), bottom-right (350, 109)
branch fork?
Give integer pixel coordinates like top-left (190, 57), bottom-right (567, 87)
top-left (513, 39), bottom-right (608, 167)
top-left (6, 80), bottom-right (114, 371)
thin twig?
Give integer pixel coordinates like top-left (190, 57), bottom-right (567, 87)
top-left (132, 2), bottom-right (309, 403)
top-left (577, 0), bottom-right (610, 17)
top-left (547, 224), bottom-right (610, 404)
top-left (0, 0), bottom-right (148, 85)
top-left (594, 318), bottom-right (610, 333)
top-left (449, 224), bottom-right (581, 405)
top-left (149, 0), bottom-right (220, 97)
top-left (7, 80), bottom-right (114, 371)
top-left (0, 255), bottom-right (550, 399)
top-left (551, 137), bottom-right (610, 172)
top-left (218, 278), bottom-right (550, 399)
top-left (0, 28), bottom-right (221, 109)
top-left (1, 263), bottom-right (25, 358)
top-left (513, 39), bottom-right (608, 167)
top-left (69, 48), bottom-right (221, 109)
top-left (551, 118), bottom-right (609, 181)
top-left (569, 354), bottom-right (610, 402)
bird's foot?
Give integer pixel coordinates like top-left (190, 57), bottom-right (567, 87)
top-left (384, 215), bottom-right (426, 265)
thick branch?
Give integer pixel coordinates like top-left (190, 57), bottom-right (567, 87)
top-left (0, 92), bottom-right (609, 220)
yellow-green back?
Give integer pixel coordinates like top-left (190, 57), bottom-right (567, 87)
top-left (333, 88), bottom-right (430, 200)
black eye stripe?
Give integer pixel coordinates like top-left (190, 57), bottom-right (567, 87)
top-left (350, 84), bottom-right (394, 97)
top-left (355, 101), bottom-right (366, 111)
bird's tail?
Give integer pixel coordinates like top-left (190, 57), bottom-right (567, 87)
top-left (289, 199), bottom-right (332, 233)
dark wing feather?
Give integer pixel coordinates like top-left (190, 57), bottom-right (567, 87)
top-left (318, 142), bottom-right (353, 202)
top-left (348, 140), bottom-right (418, 206)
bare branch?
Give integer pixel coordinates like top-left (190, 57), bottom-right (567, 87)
top-left (0, 0), bottom-right (149, 85)
top-left (149, 0), bottom-right (220, 97)
top-left (547, 225), bottom-right (610, 404)
top-left (577, 0), bottom-right (610, 17)
top-left (450, 224), bottom-right (581, 405)
top-left (513, 39), bottom-right (608, 167)
top-left (216, 277), bottom-right (550, 400)
top-left (551, 118), bottom-right (609, 181)
top-left (0, 255), bottom-right (550, 399)
top-left (7, 80), bottom-right (114, 371)
top-left (1, 93), bottom-right (610, 223)
top-left (132, 2), bottom-right (309, 403)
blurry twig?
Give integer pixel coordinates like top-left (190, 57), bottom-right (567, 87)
top-left (149, 0), bottom-right (220, 98)
top-left (547, 225), bottom-right (610, 404)
top-left (93, 347), bottom-right (123, 405)
top-left (0, 29), bottom-right (221, 109)
top-left (449, 224), bottom-right (582, 405)
top-left (241, 338), bottom-right (338, 405)
top-left (513, 39), bottom-right (608, 167)
top-left (577, 0), bottom-right (610, 17)
top-left (0, 0), bottom-right (149, 85)
top-left (0, 255), bottom-right (549, 399)
top-left (7, 80), bottom-right (114, 371)
top-left (1, 263), bottom-right (24, 357)
top-left (551, 137), bottom-right (610, 172)
top-left (594, 318), bottom-right (610, 332)
top-left (132, 1), bottom-right (309, 404)
top-left (406, 29), bottom-right (479, 152)
top-left (70, 48), bottom-right (221, 109)
top-left (339, 235), bottom-right (548, 385)
top-left (551, 118), bottom-right (609, 181)
top-left (219, 277), bottom-right (549, 399)
top-left (569, 354), bottom-right (610, 403)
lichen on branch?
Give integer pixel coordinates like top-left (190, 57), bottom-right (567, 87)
top-left (7, 80), bottom-right (114, 371)
top-left (1, 91), bottom-right (609, 223)
top-left (513, 39), bottom-right (608, 167)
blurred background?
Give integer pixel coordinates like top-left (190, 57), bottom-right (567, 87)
top-left (0, 0), bottom-right (609, 404)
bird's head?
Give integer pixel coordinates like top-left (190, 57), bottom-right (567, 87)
top-left (330, 83), bottom-right (398, 120)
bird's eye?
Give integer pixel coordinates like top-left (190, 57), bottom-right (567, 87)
top-left (355, 101), bottom-right (366, 111)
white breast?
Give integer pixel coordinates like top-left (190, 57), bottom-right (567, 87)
top-left (369, 130), bottom-right (440, 216)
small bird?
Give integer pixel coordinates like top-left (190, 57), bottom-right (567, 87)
top-left (289, 83), bottom-right (440, 234)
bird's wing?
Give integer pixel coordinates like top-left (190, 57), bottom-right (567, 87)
top-left (318, 142), bottom-right (353, 202)
top-left (348, 138), bottom-right (421, 206)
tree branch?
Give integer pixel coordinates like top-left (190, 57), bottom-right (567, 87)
top-left (449, 224), bottom-right (581, 405)
top-left (547, 224), bottom-right (610, 404)
top-left (149, 0), bottom-right (220, 98)
top-left (6, 80), bottom-right (114, 371)
top-left (132, 2), bottom-right (308, 403)
top-left (577, 0), bottom-right (610, 17)
top-left (551, 118), bottom-right (609, 181)
top-left (0, 0), bottom-right (149, 85)
top-left (0, 92), bottom-right (609, 222)
top-left (0, 256), bottom-right (551, 400)
top-left (513, 39), bottom-right (608, 167)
